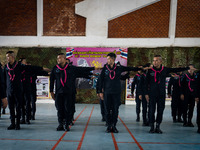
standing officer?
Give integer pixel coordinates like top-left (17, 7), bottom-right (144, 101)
top-left (131, 66), bottom-right (143, 122)
top-left (180, 64), bottom-right (198, 127)
top-left (167, 69), bottom-right (184, 123)
top-left (195, 70), bottom-right (200, 133)
top-left (0, 62), bottom-right (6, 118)
top-left (4, 51), bottom-right (43, 130)
top-left (98, 53), bottom-right (141, 133)
top-left (145, 55), bottom-right (188, 134)
top-left (50, 53), bottom-right (97, 131)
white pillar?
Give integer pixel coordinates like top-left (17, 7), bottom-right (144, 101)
top-left (169, 0), bottom-right (178, 40)
top-left (37, 0), bottom-right (43, 37)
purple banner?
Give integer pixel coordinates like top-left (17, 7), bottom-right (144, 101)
top-left (66, 47), bottom-right (128, 89)
top-left (66, 47), bottom-right (127, 67)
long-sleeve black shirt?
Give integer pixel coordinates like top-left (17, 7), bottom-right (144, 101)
top-left (167, 74), bottom-right (182, 96)
top-left (137, 73), bottom-right (146, 96)
top-left (145, 65), bottom-right (189, 97)
top-left (98, 63), bottom-right (141, 94)
top-left (0, 64), bottom-right (6, 99)
top-left (50, 63), bottom-right (95, 94)
top-left (4, 61), bottom-right (43, 95)
top-left (180, 72), bottom-right (199, 97)
top-left (131, 73), bottom-right (142, 95)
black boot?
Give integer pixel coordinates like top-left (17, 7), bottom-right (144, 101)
top-left (136, 114), bottom-right (140, 122)
top-left (7, 124), bottom-right (16, 130)
top-left (20, 119), bottom-right (25, 124)
top-left (187, 122), bottom-right (194, 127)
top-left (57, 124), bottom-right (64, 131)
top-left (65, 125), bottom-right (70, 131)
top-left (2, 108), bottom-right (5, 114)
top-left (177, 116), bottom-right (183, 123)
top-left (173, 116), bottom-right (177, 123)
top-left (112, 126), bottom-right (119, 133)
top-left (197, 125), bottom-right (200, 133)
top-left (149, 124), bottom-right (155, 133)
top-left (15, 124), bottom-right (21, 130)
top-left (155, 123), bottom-right (163, 134)
top-left (26, 119), bottom-right (31, 125)
top-left (106, 126), bottom-right (112, 133)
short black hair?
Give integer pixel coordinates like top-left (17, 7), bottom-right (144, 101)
top-left (188, 64), bottom-right (195, 68)
top-left (19, 58), bottom-right (26, 62)
top-left (154, 55), bottom-right (162, 58)
top-left (57, 53), bottom-right (65, 56)
top-left (66, 58), bottom-right (70, 62)
top-left (107, 53), bottom-right (116, 60)
top-left (6, 51), bottom-right (14, 54)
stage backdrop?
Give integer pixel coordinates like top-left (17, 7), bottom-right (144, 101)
top-left (66, 47), bottom-right (128, 89)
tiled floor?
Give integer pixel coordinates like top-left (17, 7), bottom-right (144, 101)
top-left (0, 101), bottom-right (199, 150)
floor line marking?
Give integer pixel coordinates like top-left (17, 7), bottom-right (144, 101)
top-left (51, 106), bottom-right (87, 150)
top-left (118, 116), bottom-right (143, 150)
top-left (77, 106), bottom-right (94, 150)
top-left (111, 132), bottom-right (119, 150)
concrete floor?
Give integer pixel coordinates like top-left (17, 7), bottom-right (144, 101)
top-left (0, 101), bottom-right (200, 150)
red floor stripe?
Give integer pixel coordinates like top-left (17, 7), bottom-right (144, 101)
top-left (111, 133), bottom-right (119, 150)
top-left (118, 116), bottom-right (143, 150)
top-left (0, 138), bottom-right (57, 142)
top-left (51, 106), bottom-right (87, 150)
top-left (117, 141), bottom-right (200, 145)
top-left (77, 106), bottom-right (94, 150)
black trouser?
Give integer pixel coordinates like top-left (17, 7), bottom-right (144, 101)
top-left (197, 100), bottom-right (200, 127)
top-left (149, 95), bottom-right (165, 124)
top-left (7, 92), bottom-right (22, 125)
top-left (69, 92), bottom-right (76, 122)
top-left (104, 93), bottom-right (121, 127)
top-left (171, 94), bottom-right (182, 118)
top-left (21, 91), bottom-right (31, 121)
top-left (55, 93), bottom-right (73, 126)
top-left (100, 98), bottom-right (105, 119)
top-left (141, 94), bottom-right (149, 123)
top-left (136, 93), bottom-right (149, 122)
top-left (30, 90), bottom-right (37, 118)
top-left (182, 93), bottom-right (195, 123)
top-left (135, 93), bottom-right (141, 116)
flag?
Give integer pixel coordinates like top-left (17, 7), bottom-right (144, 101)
top-left (66, 48), bottom-right (74, 58)
top-left (119, 48), bottom-right (128, 60)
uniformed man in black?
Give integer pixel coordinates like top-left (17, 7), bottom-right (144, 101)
top-left (4, 51), bottom-right (43, 130)
top-left (29, 67), bottom-right (49, 120)
top-left (195, 70), bottom-right (200, 133)
top-left (145, 55), bottom-right (188, 134)
top-left (0, 62), bottom-right (6, 118)
top-left (98, 53), bottom-right (141, 133)
top-left (138, 70), bottom-right (149, 126)
top-left (50, 53), bottom-right (96, 131)
top-left (167, 69), bottom-right (184, 123)
top-left (180, 64), bottom-right (199, 127)
top-left (131, 66), bottom-right (144, 122)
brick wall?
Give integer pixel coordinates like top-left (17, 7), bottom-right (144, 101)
top-left (43, 0), bottom-right (86, 36)
top-left (108, 0), bottom-right (170, 38)
top-left (0, 0), bottom-right (37, 36)
top-left (0, 0), bottom-right (199, 37)
top-left (176, 0), bottom-right (200, 37)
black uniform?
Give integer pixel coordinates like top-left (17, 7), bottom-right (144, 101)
top-left (50, 63), bottom-right (94, 128)
top-left (167, 74), bottom-right (183, 122)
top-left (0, 64), bottom-right (6, 118)
top-left (30, 70), bottom-right (49, 120)
top-left (195, 71), bottom-right (200, 132)
top-left (98, 63), bottom-right (140, 130)
top-left (4, 61), bottom-right (43, 129)
top-left (180, 72), bottom-right (199, 126)
top-left (131, 73), bottom-right (143, 121)
top-left (137, 73), bottom-right (149, 125)
top-left (145, 65), bottom-right (188, 132)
